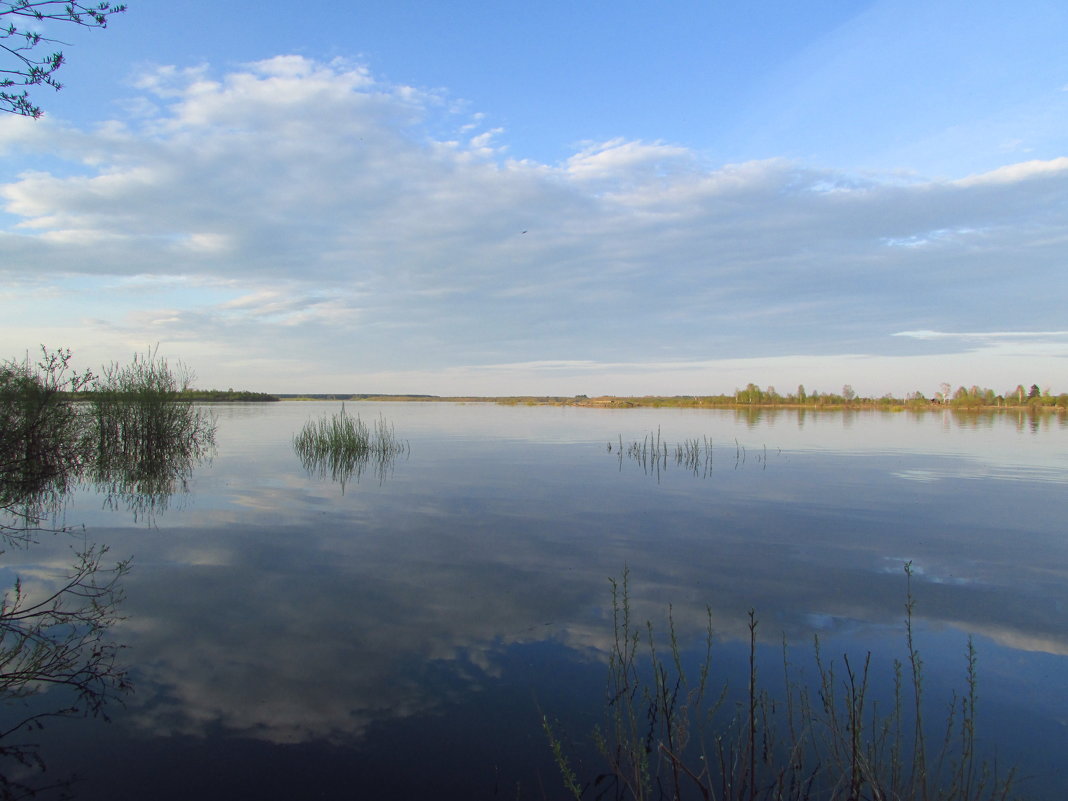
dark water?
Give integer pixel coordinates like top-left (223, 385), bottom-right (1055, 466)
top-left (5, 403), bottom-right (1068, 799)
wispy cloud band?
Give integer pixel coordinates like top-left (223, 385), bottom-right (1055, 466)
top-left (894, 330), bottom-right (1068, 340)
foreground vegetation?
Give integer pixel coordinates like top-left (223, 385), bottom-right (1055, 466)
top-left (0, 346), bottom-right (217, 797)
top-left (546, 567), bottom-right (1018, 801)
top-left (1, 345), bottom-right (218, 525)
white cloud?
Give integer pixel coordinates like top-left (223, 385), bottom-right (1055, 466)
top-left (1, 56), bottom-right (1066, 393)
top-left (181, 232), bottom-right (231, 253)
top-left (564, 138), bottom-right (695, 182)
top-left (952, 156), bottom-right (1068, 187)
top-left (468, 126), bottom-right (505, 155)
top-left (0, 113), bottom-right (40, 154)
top-left (894, 330), bottom-right (1068, 340)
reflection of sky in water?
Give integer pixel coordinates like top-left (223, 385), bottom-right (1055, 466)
top-left (16, 403), bottom-right (1068, 799)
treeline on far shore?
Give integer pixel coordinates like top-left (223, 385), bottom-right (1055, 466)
top-left (566, 381), bottom-right (1068, 410)
top-left (58, 388), bottom-right (280, 402)
top-left (174, 389), bottom-right (279, 402)
top-left (253, 383), bottom-right (1068, 411)
top-left (57, 380), bottom-right (1068, 411)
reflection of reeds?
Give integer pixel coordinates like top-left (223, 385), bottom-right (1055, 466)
top-left (88, 350), bottom-right (215, 459)
top-left (547, 565), bottom-right (1016, 801)
top-left (85, 351), bottom-right (216, 519)
top-left (0, 349), bottom-right (90, 532)
top-left (0, 348), bottom-right (198, 795)
top-left (611, 431), bottom-right (775, 477)
top-left (2, 348), bottom-right (218, 529)
top-left (293, 405), bottom-right (408, 489)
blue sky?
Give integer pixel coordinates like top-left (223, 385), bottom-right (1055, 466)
top-left (1, 0), bottom-right (1066, 395)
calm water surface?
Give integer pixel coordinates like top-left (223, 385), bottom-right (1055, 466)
top-left (8, 402), bottom-right (1068, 799)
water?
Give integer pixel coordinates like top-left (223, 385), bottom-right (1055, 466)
top-left (5, 402), bottom-right (1067, 799)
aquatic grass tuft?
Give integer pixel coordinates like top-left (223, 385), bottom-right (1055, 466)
top-left (613, 431), bottom-right (776, 478)
top-left (85, 349), bottom-right (217, 517)
top-left (292, 404), bottom-right (408, 488)
top-left (1, 347), bottom-right (216, 525)
top-left (87, 348), bottom-right (216, 463)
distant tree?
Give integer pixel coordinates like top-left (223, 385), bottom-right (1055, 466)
top-left (797, 384), bottom-right (806, 403)
top-left (1, 1), bottom-right (126, 118)
top-left (952, 386), bottom-right (985, 409)
top-left (735, 383), bottom-right (763, 405)
top-left (841, 384), bottom-right (856, 402)
top-left (1028, 384), bottom-right (1041, 400)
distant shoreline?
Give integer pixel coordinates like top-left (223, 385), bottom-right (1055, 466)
top-left (271, 393), bottom-right (1068, 412)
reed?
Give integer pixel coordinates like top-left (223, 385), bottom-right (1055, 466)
top-left (79, 350), bottom-right (216, 518)
top-left (292, 404), bottom-right (408, 487)
top-left (611, 432), bottom-right (774, 477)
top-left (87, 349), bottom-right (215, 462)
top-left (3, 347), bottom-right (218, 529)
top-left (547, 565), bottom-right (1017, 801)
top-left (0, 348), bottom-right (92, 530)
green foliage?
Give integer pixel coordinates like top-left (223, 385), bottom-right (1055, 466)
top-left (1, 1), bottom-right (127, 117)
top-left (610, 430), bottom-right (774, 476)
top-left (79, 350), bottom-right (217, 517)
top-left (550, 567), bottom-right (1017, 801)
top-left (1, 343), bottom-right (217, 527)
top-left (0, 346), bottom-right (222, 794)
top-left (88, 350), bottom-right (214, 456)
top-left (0, 347), bottom-right (94, 530)
top-left (544, 714), bottom-right (585, 800)
top-left (293, 404), bottom-right (408, 489)
top-left (177, 388), bottom-right (279, 402)
top-left (556, 380), bottom-right (1063, 412)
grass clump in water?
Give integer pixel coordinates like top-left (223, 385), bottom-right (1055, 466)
top-left (293, 404), bottom-right (407, 488)
top-left (2, 346), bottom-right (216, 525)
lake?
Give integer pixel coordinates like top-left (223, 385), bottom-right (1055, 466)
top-left (6, 402), bottom-right (1068, 799)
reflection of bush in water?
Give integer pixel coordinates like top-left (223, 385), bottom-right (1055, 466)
top-left (293, 404), bottom-right (408, 488)
top-left (546, 565), bottom-right (1018, 801)
top-left (89, 349), bottom-right (214, 455)
top-left (0, 349), bottom-right (93, 532)
top-left (0, 346), bottom-right (215, 796)
top-left (85, 350), bottom-right (216, 517)
top-left (1, 347), bottom-right (217, 525)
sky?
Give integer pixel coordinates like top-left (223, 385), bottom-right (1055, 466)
top-left (0, 0), bottom-right (1066, 396)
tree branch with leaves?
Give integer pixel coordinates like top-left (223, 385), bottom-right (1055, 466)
top-left (1, 1), bottom-right (126, 118)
